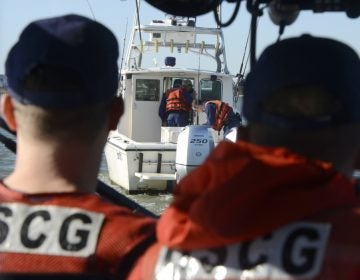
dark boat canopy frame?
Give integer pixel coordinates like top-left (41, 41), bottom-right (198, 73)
top-left (145, 0), bottom-right (360, 19)
top-left (145, 0), bottom-right (360, 70)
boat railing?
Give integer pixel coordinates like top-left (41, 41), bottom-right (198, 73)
top-left (124, 21), bottom-right (229, 73)
top-left (136, 24), bottom-right (224, 35)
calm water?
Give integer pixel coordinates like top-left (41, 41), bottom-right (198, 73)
top-left (0, 129), bottom-right (16, 178)
top-left (0, 128), bottom-right (172, 216)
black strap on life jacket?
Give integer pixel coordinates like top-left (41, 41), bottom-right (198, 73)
top-left (116, 232), bottom-right (157, 279)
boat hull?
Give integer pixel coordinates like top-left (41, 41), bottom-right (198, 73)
top-left (105, 131), bottom-right (177, 193)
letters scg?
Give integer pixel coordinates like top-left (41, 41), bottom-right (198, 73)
top-left (158, 222), bottom-right (331, 279)
top-left (0, 202), bottom-right (104, 257)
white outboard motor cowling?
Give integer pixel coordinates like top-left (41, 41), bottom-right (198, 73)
top-left (176, 125), bottom-right (215, 182)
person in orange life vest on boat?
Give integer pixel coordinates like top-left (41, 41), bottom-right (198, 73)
top-left (0, 14), bottom-right (156, 279)
top-left (158, 79), bottom-right (194, 126)
top-left (197, 99), bottom-right (242, 135)
top-left (128, 35), bottom-right (360, 280)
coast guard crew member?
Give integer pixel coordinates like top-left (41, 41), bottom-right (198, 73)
top-left (159, 79), bottom-right (193, 126)
top-left (0, 14), bottom-right (155, 279)
top-left (197, 99), bottom-right (241, 135)
top-left (128, 35), bottom-right (360, 279)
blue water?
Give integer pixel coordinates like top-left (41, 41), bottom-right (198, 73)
top-left (0, 128), bottom-right (16, 178)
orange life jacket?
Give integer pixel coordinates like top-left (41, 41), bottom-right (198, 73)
top-left (128, 141), bottom-right (360, 280)
top-left (206, 100), bottom-right (231, 131)
top-left (165, 88), bottom-right (191, 112)
top-left (132, 213), bottom-right (360, 280)
top-left (0, 184), bottom-right (156, 279)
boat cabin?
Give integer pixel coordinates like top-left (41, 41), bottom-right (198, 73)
top-left (117, 69), bottom-right (235, 142)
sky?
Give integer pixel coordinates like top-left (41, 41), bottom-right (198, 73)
top-left (0, 0), bottom-right (359, 76)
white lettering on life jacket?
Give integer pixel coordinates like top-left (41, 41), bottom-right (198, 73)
top-left (155, 222), bottom-right (331, 279)
top-left (0, 202), bottom-right (104, 257)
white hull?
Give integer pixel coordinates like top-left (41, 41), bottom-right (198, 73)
top-left (105, 131), bottom-right (177, 193)
top-left (105, 126), bottom-right (223, 193)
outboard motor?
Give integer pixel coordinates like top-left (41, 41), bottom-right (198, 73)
top-left (175, 125), bottom-right (215, 182)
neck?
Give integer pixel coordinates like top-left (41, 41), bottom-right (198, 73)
top-left (4, 134), bottom-right (105, 194)
top-left (248, 123), bottom-right (360, 179)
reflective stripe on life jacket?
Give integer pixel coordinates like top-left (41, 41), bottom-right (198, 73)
top-left (153, 222), bottom-right (331, 280)
top-left (206, 100), bottom-right (231, 131)
top-left (0, 184), bottom-right (156, 278)
top-left (165, 88), bottom-right (191, 112)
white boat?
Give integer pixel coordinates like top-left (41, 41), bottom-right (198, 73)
top-left (104, 10), bottom-right (242, 193)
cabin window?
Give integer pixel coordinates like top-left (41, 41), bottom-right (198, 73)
top-left (163, 77), bottom-right (194, 91)
top-left (135, 79), bottom-right (160, 101)
top-left (199, 79), bottom-right (222, 101)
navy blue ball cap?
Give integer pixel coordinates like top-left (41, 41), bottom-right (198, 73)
top-left (5, 14), bottom-right (119, 108)
top-left (243, 34), bottom-right (360, 129)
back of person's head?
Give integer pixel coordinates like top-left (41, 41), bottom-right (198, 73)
top-left (5, 14), bottom-right (120, 141)
top-left (243, 35), bottom-right (360, 169)
top-left (173, 79), bottom-right (183, 88)
top-left (183, 79), bottom-right (193, 88)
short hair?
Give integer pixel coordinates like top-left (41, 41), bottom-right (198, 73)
top-left (183, 79), bottom-right (193, 87)
top-left (248, 85), bottom-right (360, 166)
top-left (173, 79), bottom-right (183, 88)
top-left (263, 85), bottom-right (343, 120)
top-left (244, 35), bottom-right (360, 129)
top-left (15, 65), bottom-right (113, 142)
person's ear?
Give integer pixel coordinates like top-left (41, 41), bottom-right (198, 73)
top-left (0, 94), bottom-right (17, 132)
top-left (108, 96), bottom-right (124, 131)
